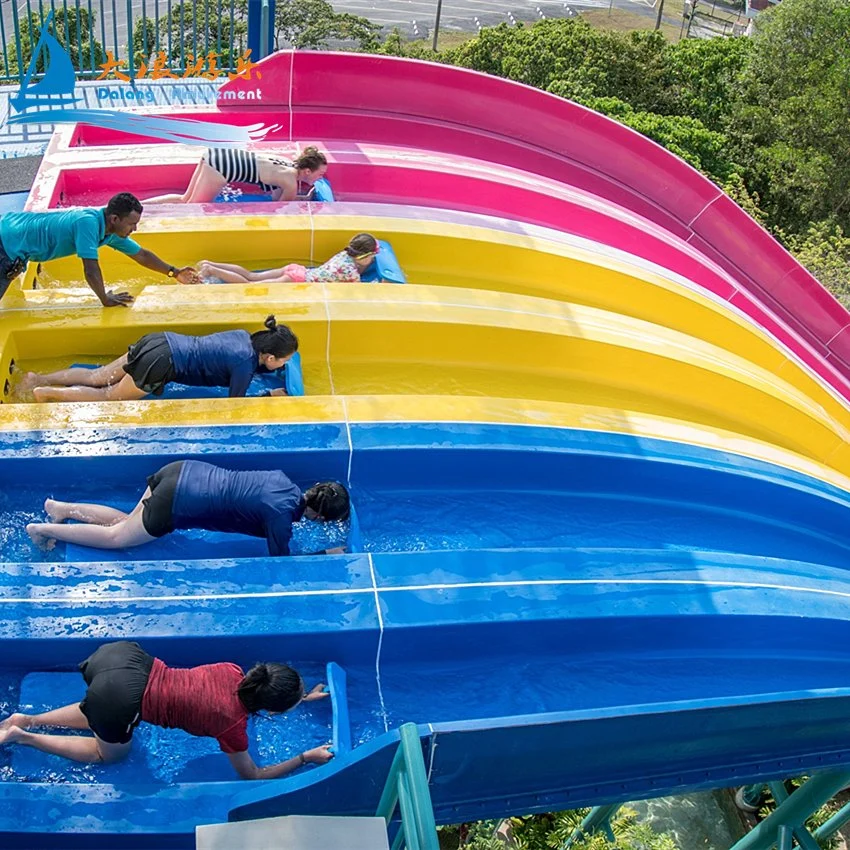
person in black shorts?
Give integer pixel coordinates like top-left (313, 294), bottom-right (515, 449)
top-left (25, 460), bottom-right (350, 557)
top-left (142, 146), bottom-right (327, 204)
top-left (21, 315), bottom-right (297, 402)
top-left (0, 640), bottom-right (334, 777)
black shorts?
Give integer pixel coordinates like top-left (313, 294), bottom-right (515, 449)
top-left (142, 461), bottom-right (184, 537)
top-left (123, 332), bottom-right (175, 396)
top-left (78, 641), bottom-right (155, 744)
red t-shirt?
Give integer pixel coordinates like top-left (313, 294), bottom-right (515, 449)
top-left (141, 658), bottom-right (249, 753)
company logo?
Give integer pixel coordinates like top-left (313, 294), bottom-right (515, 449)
top-left (7, 12), bottom-right (275, 146)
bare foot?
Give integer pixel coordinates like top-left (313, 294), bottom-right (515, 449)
top-left (0, 724), bottom-right (24, 746)
top-left (26, 523), bottom-right (56, 551)
top-left (17, 372), bottom-right (42, 393)
top-left (31, 387), bottom-right (54, 403)
top-left (0, 713), bottom-right (30, 733)
top-left (44, 498), bottom-right (68, 523)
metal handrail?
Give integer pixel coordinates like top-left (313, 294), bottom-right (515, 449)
top-left (376, 724), bottom-right (439, 850)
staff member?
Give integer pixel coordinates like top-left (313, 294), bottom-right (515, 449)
top-left (0, 192), bottom-right (197, 306)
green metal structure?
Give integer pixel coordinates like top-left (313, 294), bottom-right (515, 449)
top-left (376, 724), bottom-right (440, 850)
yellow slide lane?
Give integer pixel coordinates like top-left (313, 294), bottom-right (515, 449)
top-left (2, 284), bottom-right (850, 475)
top-left (13, 213), bottom-right (849, 437)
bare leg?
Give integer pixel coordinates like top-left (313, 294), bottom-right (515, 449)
top-left (0, 723), bottom-right (130, 764)
top-left (1, 702), bottom-right (91, 732)
top-left (197, 261), bottom-right (253, 284)
top-left (32, 373), bottom-right (149, 403)
top-left (143, 160), bottom-right (227, 204)
top-left (27, 488), bottom-right (155, 550)
top-left (45, 498), bottom-right (128, 526)
top-left (20, 354), bottom-right (129, 394)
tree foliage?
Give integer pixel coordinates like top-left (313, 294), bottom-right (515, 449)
top-left (5, 8), bottom-right (105, 78)
top-left (381, 0), bottom-right (850, 300)
top-left (272, 0), bottom-right (380, 50)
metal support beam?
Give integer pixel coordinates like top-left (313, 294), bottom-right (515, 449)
top-left (729, 771), bottom-right (850, 850)
top-left (562, 804), bottom-right (621, 849)
top-left (814, 798), bottom-right (850, 842)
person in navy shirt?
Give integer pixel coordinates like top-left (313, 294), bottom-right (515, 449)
top-left (22, 315), bottom-right (297, 403)
top-left (0, 193), bottom-right (197, 307)
top-left (26, 460), bottom-right (351, 556)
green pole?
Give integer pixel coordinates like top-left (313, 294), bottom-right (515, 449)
top-left (729, 771), bottom-right (850, 850)
top-left (814, 799), bottom-right (850, 842)
top-left (562, 804), bottom-right (622, 849)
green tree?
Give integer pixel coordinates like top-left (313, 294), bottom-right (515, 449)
top-left (443, 20), bottom-right (672, 113)
top-left (664, 35), bottom-right (750, 131)
top-left (131, 2), bottom-right (248, 71)
top-left (730, 0), bottom-right (850, 233)
top-left (6, 7), bottom-right (105, 78)
top-left (272, 0), bottom-right (380, 50)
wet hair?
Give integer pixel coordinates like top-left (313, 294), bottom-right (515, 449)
top-left (293, 146), bottom-right (327, 172)
top-left (106, 192), bottom-right (143, 219)
top-left (305, 481), bottom-right (350, 521)
top-left (250, 315), bottom-right (299, 359)
top-left (345, 233), bottom-right (378, 258)
top-left (237, 662), bottom-right (303, 713)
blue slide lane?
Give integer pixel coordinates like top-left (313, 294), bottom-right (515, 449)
top-left (3, 421), bottom-right (850, 844)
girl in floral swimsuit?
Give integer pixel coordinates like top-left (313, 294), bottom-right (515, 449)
top-left (198, 233), bottom-right (380, 285)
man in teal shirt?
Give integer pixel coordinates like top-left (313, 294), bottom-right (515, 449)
top-left (0, 192), bottom-right (196, 307)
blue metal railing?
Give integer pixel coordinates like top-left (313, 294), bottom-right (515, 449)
top-left (0, 0), bottom-right (252, 83)
top-left (376, 724), bottom-right (439, 850)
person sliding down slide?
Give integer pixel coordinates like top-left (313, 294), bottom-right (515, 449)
top-left (198, 233), bottom-right (380, 284)
top-left (0, 640), bottom-right (334, 779)
top-left (142, 146), bottom-right (328, 204)
top-left (21, 315), bottom-right (297, 402)
top-left (25, 460), bottom-right (350, 557)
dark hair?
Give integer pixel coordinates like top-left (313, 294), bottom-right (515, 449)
top-left (305, 481), bottom-right (350, 521)
top-left (293, 146), bottom-right (327, 172)
top-left (251, 315), bottom-right (299, 358)
top-left (106, 192), bottom-right (143, 219)
top-left (345, 233), bottom-right (378, 258)
top-left (237, 663), bottom-right (303, 713)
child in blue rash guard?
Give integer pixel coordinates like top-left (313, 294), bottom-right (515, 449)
top-left (26, 461), bottom-right (351, 556)
top-left (23, 315), bottom-right (297, 403)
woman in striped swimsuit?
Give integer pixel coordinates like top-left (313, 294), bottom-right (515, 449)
top-left (142, 146), bottom-right (327, 204)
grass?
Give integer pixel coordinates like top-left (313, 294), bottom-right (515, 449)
top-left (581, 7), bottom-right (684, 39)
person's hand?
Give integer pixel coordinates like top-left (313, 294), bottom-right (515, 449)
top-left (303, 745), bottom-right (334, 765)
top-left (303, 683), bottom-right (330, 702)
top-left (325, 546), bottom-right (346, 555)
top-left (175, 267), bottom-right (201, 285)
top-left (268, 387), bottom-right (288, 397)
top-left (101, 289), bottom-right (134, 307)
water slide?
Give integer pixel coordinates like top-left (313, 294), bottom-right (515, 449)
top-left (3, 52), bottom-right (850, 847)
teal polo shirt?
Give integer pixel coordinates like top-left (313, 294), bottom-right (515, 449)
top-left (0, 207), bottom-right (142, 263)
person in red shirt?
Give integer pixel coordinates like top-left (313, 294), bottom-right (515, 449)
top-left (0, 641), bottom-right (334, 780)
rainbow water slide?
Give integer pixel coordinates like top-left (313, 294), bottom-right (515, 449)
top-left (3, 52), bottom-right (850, 847)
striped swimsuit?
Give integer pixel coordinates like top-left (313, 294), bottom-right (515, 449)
top-left (205, 148), bottom-right (288, 193)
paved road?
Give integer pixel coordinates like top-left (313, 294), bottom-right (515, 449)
top-left (2, 0), bottom-right (653, 67)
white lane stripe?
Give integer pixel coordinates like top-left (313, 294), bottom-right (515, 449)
top-left (287, 49), bottom-right (294, 143)
top-left (4, 577), bottom-right (850, 605)
top-left (343, 397), bottom-right (354, 485)
top-left (368, 552), bottom-right (390, 732)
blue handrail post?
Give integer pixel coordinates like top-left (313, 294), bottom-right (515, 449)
top-left (376, 724), bottom-right (438, 850)
top-left (729, 771), bottom-right (850, 850)
top-left (247, 0), bottom-right (274, 59)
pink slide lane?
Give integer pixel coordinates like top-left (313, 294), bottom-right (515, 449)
top-left (53, 51), bottom-right (850, 401)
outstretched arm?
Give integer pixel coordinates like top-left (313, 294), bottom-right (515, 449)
top-left (227, 744), bottom-right (334, 780)
top-left (132, 248), bottom-right (199, 284)
top-left (82, 258), bottom-right (135, 307)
